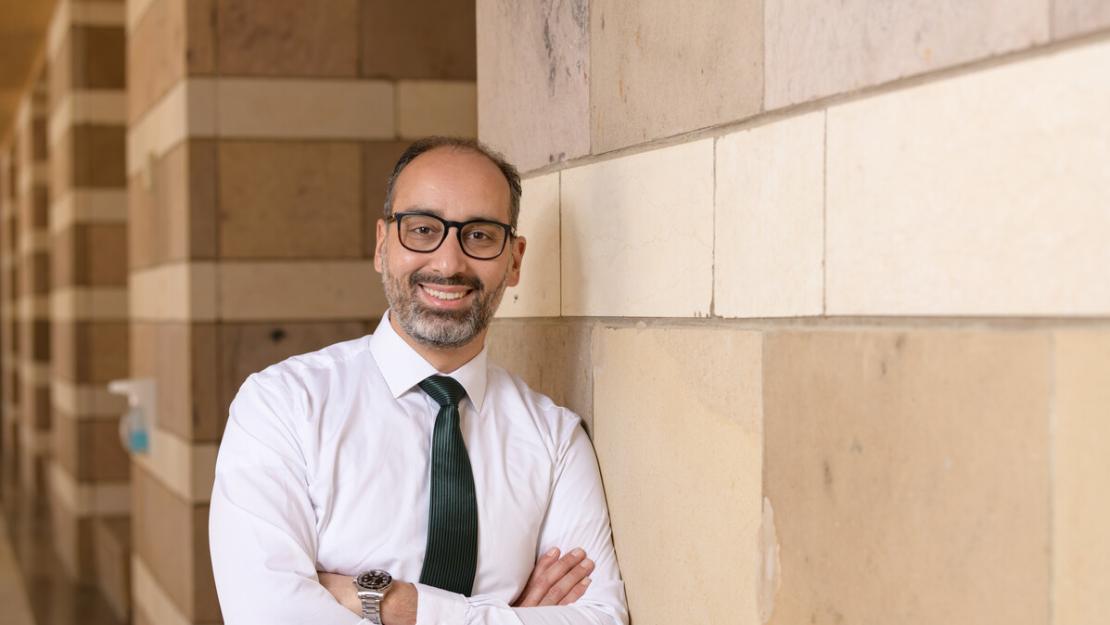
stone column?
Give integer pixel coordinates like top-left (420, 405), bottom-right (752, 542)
top-left (44, 0), bottom-right (130, 609)
top-left (0, 141), bottom-right (17, 478)
top-left (125, 1), bottom-right (476, 622)
top-left (11, 73), bottom-right (51, 496)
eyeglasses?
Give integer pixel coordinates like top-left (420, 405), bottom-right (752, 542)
top-left (388, 211), bottom-right (515, 260)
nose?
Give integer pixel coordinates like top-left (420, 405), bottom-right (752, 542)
top-left (427, 226), bottom-right (470, 275)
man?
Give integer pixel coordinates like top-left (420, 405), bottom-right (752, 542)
top-left (209, 137), bottom-right (628, 625)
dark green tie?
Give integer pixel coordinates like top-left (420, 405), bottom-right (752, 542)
top-left (417, 375), bottom-right (478, 596)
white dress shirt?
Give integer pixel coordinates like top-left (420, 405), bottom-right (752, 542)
top-left (209, 313), bottom-right (628, 625)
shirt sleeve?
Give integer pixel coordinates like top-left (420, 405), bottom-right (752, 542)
top-left (209, 374), bottom-right (366, 625)
top-left (413, 421), bottom-right (629, 625)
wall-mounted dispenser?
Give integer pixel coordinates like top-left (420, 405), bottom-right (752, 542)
top-left (108, 378), bottom-right (156, 455)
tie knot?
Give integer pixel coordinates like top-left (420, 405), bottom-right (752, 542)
top-left (419, 375), bottom-right (467, 407)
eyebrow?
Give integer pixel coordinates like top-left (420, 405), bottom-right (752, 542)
top-left (400, 205), bottom-right (508, 223)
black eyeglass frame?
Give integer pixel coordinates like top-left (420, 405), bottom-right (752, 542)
top-left (387, 211), bottom-right (517, 260)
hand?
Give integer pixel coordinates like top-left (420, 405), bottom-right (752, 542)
top-left (513, 547), bottom-right (594, 607)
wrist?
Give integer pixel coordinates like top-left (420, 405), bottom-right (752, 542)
top-left (381, 581), bottom-right (418, 625)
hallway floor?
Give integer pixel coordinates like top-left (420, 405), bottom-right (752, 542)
top-left (0, 469), bottom-right (126, 625)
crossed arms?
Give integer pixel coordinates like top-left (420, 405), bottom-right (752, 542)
top-left (208, 375), bottom-right (628, 625)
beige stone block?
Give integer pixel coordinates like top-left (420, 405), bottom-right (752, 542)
top-left (360, 0), bottom-right (476, 80)
top-left (48, 90), bottom-right (127, 148)
top-left (765, 0), bottom-right (1049, 109)
top-left (129, 262), bottom-right (217, 321)
top-left (51, 286), bottom-right (128, 322)
top-left (132, 555), bottom-right (192, 625)
top-left (128, 0), bottom-right (158, 32)
top-left (217, 140), bottom-right (362, 259)
top-left (763, 330), bottom-right (1051, 625)
top-left (486, 318), bottom-right (593, 430)
top-left (363, 140), bottom-right (412, 256)
top-left (592, 326), bottom-right (763, 624)
top-left (397, 81), bottom-right (477, 139)
top-left (826, 40), bottom-right (1110, 316)
top-left (476, 0), bottom-right (590, 172)
top-left (497, 172), bottom-right (560, 317)
top-left (50, 128), bottom-right (75, 200)
top-left (1052, 330), bottom-right (1110, 625)
top-left (216, 78), bottom-right (394, 140)
top-left (48, 26), bottom-right (73, 112)
top-left (590, 0), bottom-right (762, 153)
top-left (132, 425), bottom-right (216, 503)
top-left (216, 0), bottom-right (358, 77)
top-left (218, 261), bottom-right (387, 321)
top-left (126, 78), bottom-right (216, 177)
top-left (217, 321), bottom-right (368, 431)
top-left (48, 461), bottom-right (131, 516)
top-left (715, 111), bottom-right (825, 318)
top-left (51, 378), bottom-right (128, 419)
top-left (127, 0), bottom-right (186, 123)
top-left (50, 189), bottom-right (128, 234)
top-left (561, 140), bottom-right (713, 316)
top-left (1054, 0), bottom-right (1110, 38)
top-left (132, 464), bottom-right (197, 621)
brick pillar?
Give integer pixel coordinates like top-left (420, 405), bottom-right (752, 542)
top-left (11, 73), bottom-right (51, 496)
top-left (45, 0), bottom-right (130, 603)
top-left (125, 1), bottom-right (475, 623)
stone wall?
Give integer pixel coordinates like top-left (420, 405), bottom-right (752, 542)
top-left (479, 2), bottom-right (1110, 624)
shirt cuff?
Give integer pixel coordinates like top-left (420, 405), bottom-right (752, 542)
top-left (414, 583), bottom-right (469, 625)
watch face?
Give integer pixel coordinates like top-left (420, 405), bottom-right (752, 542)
top-left (356, 569), bottom-right (392, 591)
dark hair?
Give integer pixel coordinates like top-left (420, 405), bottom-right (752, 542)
top-left (383, 136), bottom-right (523, 229)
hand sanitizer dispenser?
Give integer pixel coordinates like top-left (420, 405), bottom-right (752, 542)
top-left (108, 378), bottom-right (156, 455)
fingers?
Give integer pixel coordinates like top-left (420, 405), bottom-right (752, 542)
top-left (516, 547), bottom-right (593, 607)
top-left (540, 553), bottom-right (594, 606)
top-left (558, 577), bottom-right (592, 606)
top-left (513, 547), bottom-right (562, 607)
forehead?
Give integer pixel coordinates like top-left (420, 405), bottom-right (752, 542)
top-left (392, 147), bottom-right (511, 222)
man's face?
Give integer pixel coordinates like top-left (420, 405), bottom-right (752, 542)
top-left (374, 147), bottom-right (525, 350)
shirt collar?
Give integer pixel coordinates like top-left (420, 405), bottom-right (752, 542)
top-left (368, 310), bottom-right (489, 411)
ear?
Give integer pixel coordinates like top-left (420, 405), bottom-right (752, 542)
top-left (374, 219), bottom-right (387, 273)
top-left (505, 235), bottom-right (526, 287)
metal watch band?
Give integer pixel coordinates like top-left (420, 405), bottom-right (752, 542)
top-left (358, 590), bottom-right (384, 625)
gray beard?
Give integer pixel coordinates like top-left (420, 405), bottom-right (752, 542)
top-left (381, 251), bottom-right (507, 350)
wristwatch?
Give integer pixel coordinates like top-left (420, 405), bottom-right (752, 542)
top-left (353, 569), bottom-right (393, 624)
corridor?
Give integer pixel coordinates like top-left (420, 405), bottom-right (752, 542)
top-left (0, 467), bottom-right (123, 625)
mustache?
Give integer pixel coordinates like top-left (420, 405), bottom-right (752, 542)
top-left (408, 272), bottom-right (483, 291)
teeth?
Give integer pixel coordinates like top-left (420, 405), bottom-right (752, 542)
top-left (424, 287), bottom-right (467, 301)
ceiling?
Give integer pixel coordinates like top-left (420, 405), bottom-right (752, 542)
top-left (0, 0), bottom-right (58, 145)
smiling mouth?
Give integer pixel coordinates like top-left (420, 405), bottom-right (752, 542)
top-left (421, 285), bottom-right (472, 301)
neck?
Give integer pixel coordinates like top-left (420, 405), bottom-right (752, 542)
top-left (389, 313), bottom-right (486, 373)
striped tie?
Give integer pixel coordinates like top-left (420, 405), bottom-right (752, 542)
top-left (417, 375), bottom-right (478, 596)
